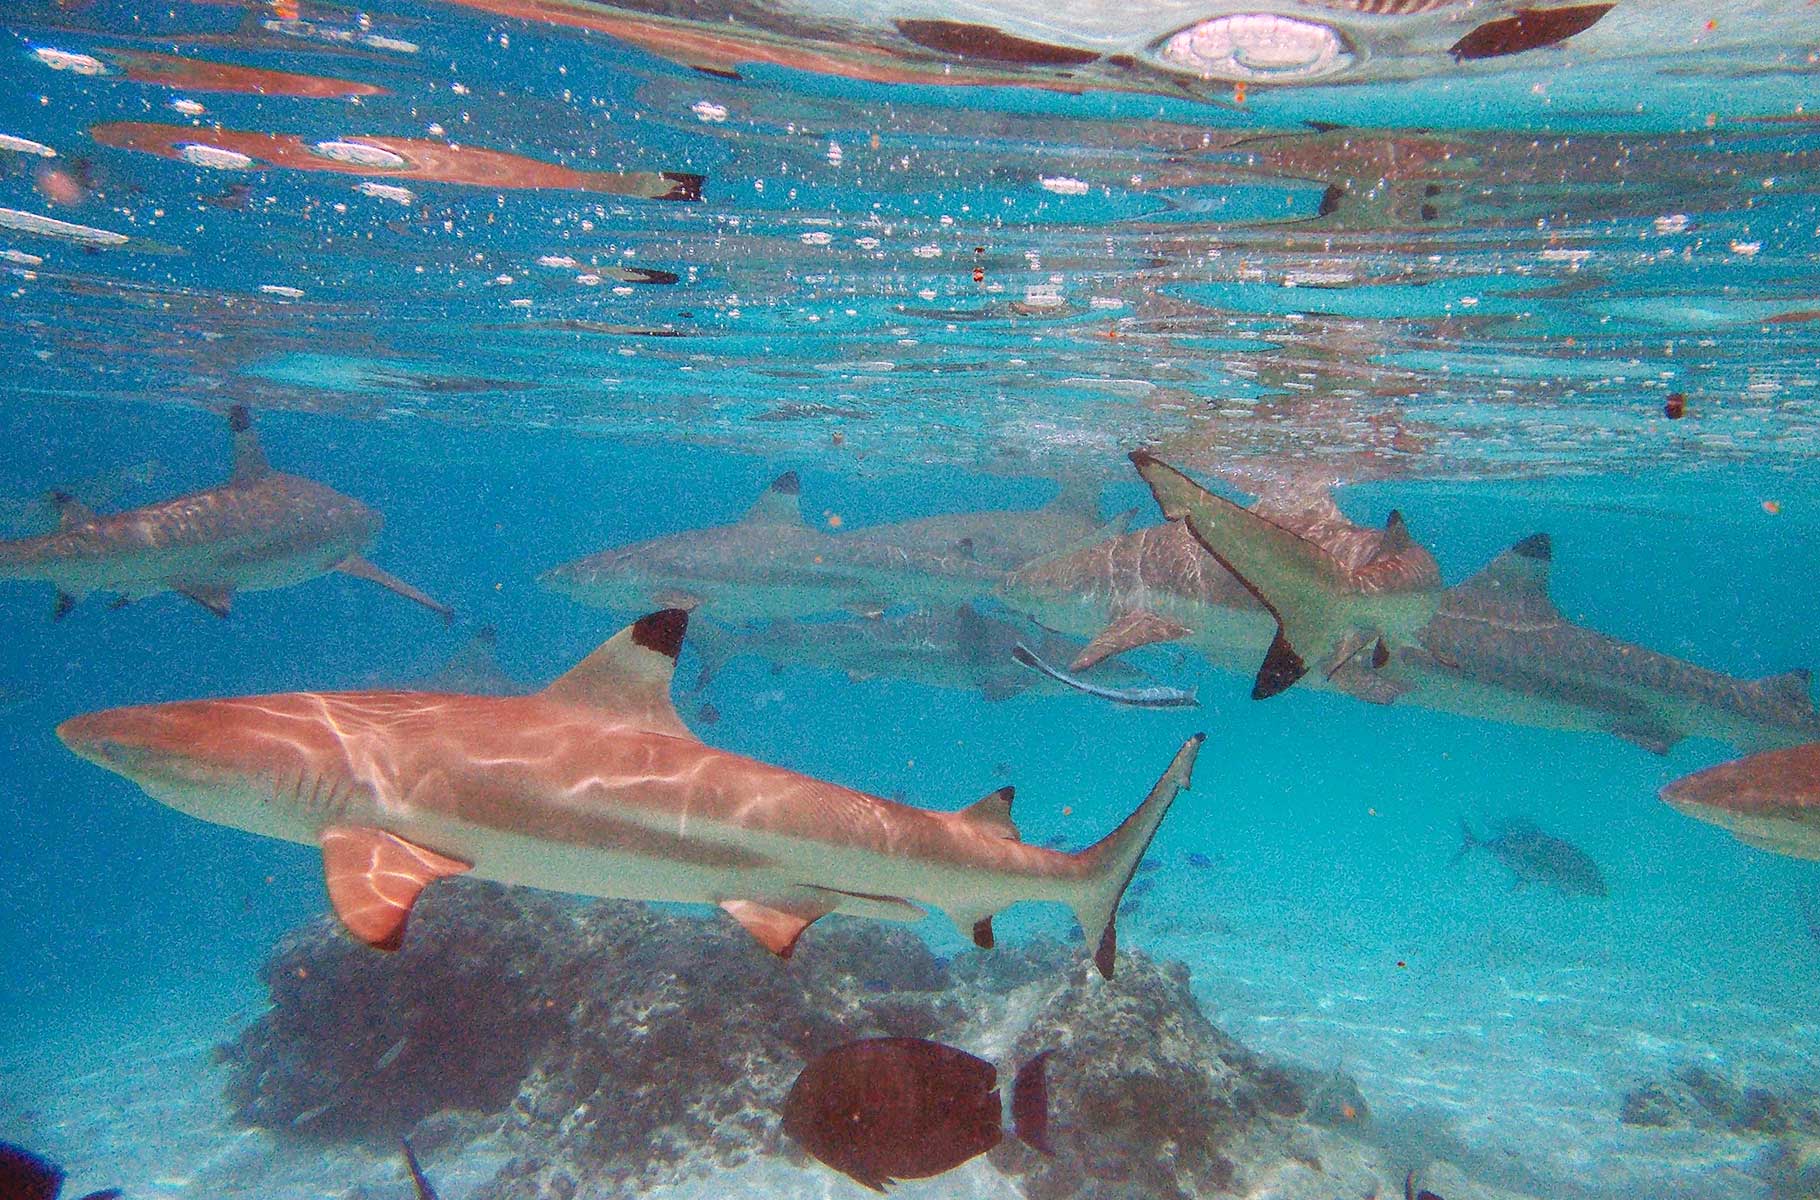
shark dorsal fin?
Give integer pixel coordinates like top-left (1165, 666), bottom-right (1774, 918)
top-left (1373, 510), bottom-right (1414, 560)
top-left (958, 785), bottom-right (1020, 840)
top-left (1457, 532), bottom-right (1558, 622)
top-left (740, 471), bottom-right (803, 525)
top-left (47, 490), bottom-right (96, 529)
top-left (542, 609), bottom-right (698, 739)
top-left (227, 405), bottom-right (270, 482)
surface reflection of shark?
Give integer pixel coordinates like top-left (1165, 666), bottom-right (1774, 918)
top-left (411, 627), bottom-right (529, 696)
top-left (689, 603), bottom-right (1155, 702)
top-left (1007, 455), bottom-right (1819, 755)
top-left (1660, 743), bottom-right (1820, 859)
top-left (0, 459), bottom-right (161, 536)
top-left (540, 471), bottom-right (1126, 625)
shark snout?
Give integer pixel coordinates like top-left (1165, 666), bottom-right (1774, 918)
top-left (57, 705), bottom-right (211, 784)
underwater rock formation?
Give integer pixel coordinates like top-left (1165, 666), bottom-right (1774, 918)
top-left (223, 881), bottom-right (1525, 1199)
top-left (1618, 1064), bottom-right (1820, 1136)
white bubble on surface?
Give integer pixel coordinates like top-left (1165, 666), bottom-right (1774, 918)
top-left (32, 48), bottom-right (106, 75)
top-left (258, 284), bottom-right (305, 298)
top-left (354, 181), bottom-right (415, 205)
top-left (0, 207), bottom-right (128, 246)
top-left (177, 144), bottom-right (255, 171)
top-left (1039, 177), bottom-right (1089, 196)
top-left (312, 141), bottom-right (408, 169)
top-left (0, 134), bottom-right (57, 158)
top-left (691, 101), bottom-right (729, 124)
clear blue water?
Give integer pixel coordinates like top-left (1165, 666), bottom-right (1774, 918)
top-left (2, 2), bottom-right (1819, 1198)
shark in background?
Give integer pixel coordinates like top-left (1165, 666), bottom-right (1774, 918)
top-left (688, 602), bottom-right (1159, 703)
top-left (538, 470), bottom-right (1127, 626)
top-left (1120, 453), bottom-right (1820, 756)
top-left (1659, 742), bottom-right (1820, 859)
top-left (57, 608), bottom-right (1203, 978)
top-left (0, 406), bottom-right (451, 623)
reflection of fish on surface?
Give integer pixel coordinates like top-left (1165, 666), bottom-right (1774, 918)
top-left (0, 459), bottom-right (160, 535)
top-left (0, 1141), bottom-right (122, 1200)
top-left (88, 122), bottom-right (703, 201)
top-left (539, 470), bottom-right (1127, 626)
top-left (59, 608), bottom-right (1204, 978)
top-left (0, 406), bottom-right (450, 622)
top-left (1455, 818), bottom-right (1608, 897)
top-left (1659, 743), bottom-right (1820, 860)
top-left (102, 49), bottom-right (387, 97)
top-left (1128, 453), bottom-right (1820, 755)
top-left (689, 603), bottom-right (1154, 702)
top-left (784, 1037), bottom-right (1052, 1192)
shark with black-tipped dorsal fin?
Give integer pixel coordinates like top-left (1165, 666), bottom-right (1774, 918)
top-left (1126, 453), bottom-right (1820, 754)
top-left (538, 471), bottom-right (1129, 625)
top-left (58, 608), bottom-right (1203, 977)
top-left (0, 406), bottom-right (450, 622)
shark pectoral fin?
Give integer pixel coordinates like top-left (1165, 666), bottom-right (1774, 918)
top-left (957, 785), bottom-right (1020, 840)
top-left (719, 897), bottom-right (832, 958)
top-left (542, 609), bottom-right (697, 740)
top-left (319, 826), bottom-right (471, 952)
top-left (177, 583), bottom-right (234, 619)
top-left (336, 556), bottom-right (454, 623)
top-left (1612, 719), bottom-right (1680, 756)
top-left (1070, 609), bottom-right (1191, 672)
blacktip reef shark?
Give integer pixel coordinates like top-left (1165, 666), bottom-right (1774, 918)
top-left (1127, 452), bottom-right (1820, 755)
top-left (0, 406), bottom-right (451, 622)
top-left (539, 470), bottom-right (1130, 625)
top-left (58, 608), bottom-right (1203, 978)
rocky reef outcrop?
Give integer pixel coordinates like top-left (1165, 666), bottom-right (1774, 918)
top-left (221, 880), bottom-right (1523, 1199)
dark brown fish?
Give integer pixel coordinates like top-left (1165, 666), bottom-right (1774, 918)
top-left (0, 1142), bottom-right (122, 1200)
top-left (783, 1037), bottom-right (1051, 1192)
top-left (1449, 5), bottom-right (1614, 61)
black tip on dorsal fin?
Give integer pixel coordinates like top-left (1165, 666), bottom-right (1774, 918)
top-left (227, 404), bottom-right (269, 480)
top-left (972, 917), bottom-right (994, 949)
top-left (771, 470), bottom-right (800, 495)
top-left (1512, 532), bottom-right (1551, 561)
top-left (1318, 183), bottom-right (1346, 217)
top-left (227, 404), bottom-right (252, 433)
top-left (1304, 119), bottom-right (1348, 133)
top-left (1378, 509), bottom-right (1414, 555)
top-left (631, 608), bottom-right (688, 660)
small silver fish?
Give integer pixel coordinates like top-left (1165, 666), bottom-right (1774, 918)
top-left (1011, 644), bottom-right (1198, 709)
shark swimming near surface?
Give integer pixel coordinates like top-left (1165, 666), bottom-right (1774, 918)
top-left (1659, 742), bottom-right (1820, 859)
top-left (58, 609), bottom-right (1203, 977)
top-left (1004, 452), bottom-right (1820, 755)
top-left (0, 406), bottom-right (451, 622)
top-left (539, 471), bottom-right (1128, 626)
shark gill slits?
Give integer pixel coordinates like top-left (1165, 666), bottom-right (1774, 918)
top-left (894, 19), bottom-right (1100, 66)
top-left (631, 608), bottom-right (689, 659)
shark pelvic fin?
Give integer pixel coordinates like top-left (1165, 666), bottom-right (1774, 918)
top-left (739, 470), bottom-right (803, 525)
top-left (1073, 733), bottom-right (1204, 979)
top-left (719, 897), bottom-right (830, 957)
top-left (336, 555), bottom-right (454, 623)
top-left (226, 404), bottom-right (270, 482)
top-left (543, 609), bottom-right (697, 739)
top-left (1071, 608), bottom-right (1192, 672)
top-left (957, 785), bottom-right (1020, 841)
top-left (178, 583), bottom-right (234, 619)
top-left (320, 826), bottom-right (471, 951)
top-left (47, 490), bottom-right (96, 529)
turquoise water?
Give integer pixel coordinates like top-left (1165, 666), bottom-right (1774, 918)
top-left (3, 2), bottom-right (1819, 1198)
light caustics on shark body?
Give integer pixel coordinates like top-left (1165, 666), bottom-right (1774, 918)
top-left (59, 609), bottom-right (1205, 978)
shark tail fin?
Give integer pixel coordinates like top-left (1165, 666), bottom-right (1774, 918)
top-left (1072, 733), bottom-right (1204, 979)
top-left (1130, 452), bottom-right (1358, 700)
